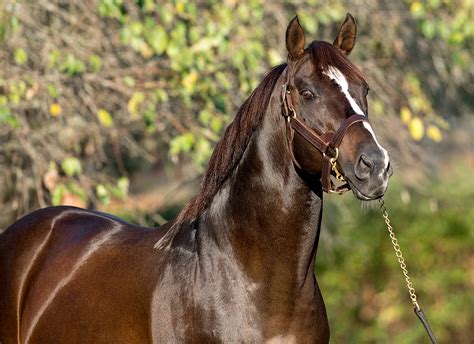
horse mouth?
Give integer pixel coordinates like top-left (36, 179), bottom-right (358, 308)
top-left (346, 179), bottom-right (385, 201)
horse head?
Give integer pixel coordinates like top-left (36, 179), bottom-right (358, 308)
top-left (283, 14), bottom-right (392, 200)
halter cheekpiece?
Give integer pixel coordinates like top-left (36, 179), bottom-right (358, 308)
top-left (281, 59), bottom-right (368, 194)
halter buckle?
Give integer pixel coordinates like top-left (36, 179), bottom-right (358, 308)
top-left (281, 83), bottom-right (296, 122)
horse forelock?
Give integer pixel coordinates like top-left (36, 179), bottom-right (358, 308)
top-left (309, 40), bottom-right (367, 86)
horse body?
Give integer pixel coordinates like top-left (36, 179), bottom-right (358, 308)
top-left (1, 14), bottom-right (391, 343)
top-left (0, 66), bottom-right (328, 342)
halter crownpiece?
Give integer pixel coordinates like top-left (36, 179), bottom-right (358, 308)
top-left (281, 60), bottom-right (368, 193)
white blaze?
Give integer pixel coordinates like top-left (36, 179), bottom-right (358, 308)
top-left (324, 66), bottom-right (365, 116)
top-left (323, 66), bottom-right (389, 169)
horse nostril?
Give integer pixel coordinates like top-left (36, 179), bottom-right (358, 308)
top-left (360, 155), bottom-right (372, 170)
top-left (355, 154), bottom-right (373, 180)
top-left (386, 161), bottom-right (393, 177)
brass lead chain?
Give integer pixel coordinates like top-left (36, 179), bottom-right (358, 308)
top-left (378, 198), bottom-right (438, 343)
top-left (378, 198), bottom-right (419, 310)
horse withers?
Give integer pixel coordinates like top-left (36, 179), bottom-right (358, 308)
top-left (0, 14), bottom-right (391, 343)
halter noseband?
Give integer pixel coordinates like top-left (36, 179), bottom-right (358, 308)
top-left (281, 60), bottom-right (368, 194)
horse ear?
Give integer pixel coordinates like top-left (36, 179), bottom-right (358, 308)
top-left (286, 16), bottom-right (305, 60)
top-left (333, 13), bottom-right (357, 55)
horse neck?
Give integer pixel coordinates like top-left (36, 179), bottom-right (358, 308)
top-left (203, 74), bottom-right (324, 291)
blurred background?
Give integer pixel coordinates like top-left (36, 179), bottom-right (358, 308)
top-left (0, 0), bottom-right (472, 342)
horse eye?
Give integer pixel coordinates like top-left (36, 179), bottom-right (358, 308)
top-left (300, 90), bottom-right (314, 100)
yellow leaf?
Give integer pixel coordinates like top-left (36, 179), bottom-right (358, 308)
top-left (408, 117), bottom-right (424, 141)
top-left (268, 49), bottom-right (282, 66)
top-left (97, 109), bottom-right (113, 127)
top-left (139, 42), bottom-right (154, 58)
top-left (410, 2), bottom-right (422, 14)
top-left (50, 103), bottom-right (62, 117)
top-left (427, 125), bottom-right (442, 142)
top-left (176, 2), bottom-right (185, 13)
top-left (182, 72), bottom-right (198, 92)
top-left (400, 106), bottom-right (412, 124)
top-left (127, 92), bottom-right (145, 119)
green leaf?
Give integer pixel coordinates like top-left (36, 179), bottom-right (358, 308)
top-left (60, 53), bottom-right (86, 75)
top-left (123, 76), bottom-right (135, 88)
top-left (158, 4), bottom-right (174, 25)
top-left (169, 132), bottom-right (195, 158)
top-left (52, 184), bottom-right (66, 206)
top-left (0, 106), bottom-right (19, 128)
top-left (210, 116), bottom-right (223, 133)
top-left (109, 177), bottom-right (129, 199)
top-left (300, 13), bottom-right (319, 35)
top-left (119, 26), bottom-right (132, 44)
top-left (155, 89), bottom-right (168, 102)
top-left (421, 20), bottom-right (436, 39)
top-left (88, 55), bottom-right (103, 72)
top-left (67, 181), bottom-right (87, 201)
top-left (142, 105), bottom-right (157, 132)
top-left (13, 48), bottom-right (28, 65)
top-left (117, 177), bottom-right (129, 196)
top-left (47, 84), bottom-right (58, 98)
top-left (96, 184), bottom-right (110, 205)
top-left (61, 157), bottom-right (82, 177)
top-left (193, 137), bottom-right (212, 166)
top-left (198, 109), bottom-right (212, 125)
top-left (146, 25), bottom-right (168, 55)
top-left (47, 50), bottom-right (61, 69)
top-left (191, 37), bottom-right (221, 52)
top-left (130, 21), bottom-right (143, 36)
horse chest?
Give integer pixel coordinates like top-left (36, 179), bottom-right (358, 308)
top-left (151, 258), bottom-right (328, 343)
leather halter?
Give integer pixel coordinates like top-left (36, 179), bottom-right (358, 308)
top-left (281, 60), bottom-right (369, 193)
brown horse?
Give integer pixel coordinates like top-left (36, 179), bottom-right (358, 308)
top-left (0, 14), bottom-right (391, 343)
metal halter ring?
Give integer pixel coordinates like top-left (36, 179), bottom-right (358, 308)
top-left (323, 147), bottom-right (339, 164)
top-left (327, 147), bottom-right (339, 161)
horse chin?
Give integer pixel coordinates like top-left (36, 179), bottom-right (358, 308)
top-left (347, 179), bottom-right (386, 201)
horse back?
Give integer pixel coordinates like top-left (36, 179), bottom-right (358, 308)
top-left (0, 206), bottom-right (170, 343)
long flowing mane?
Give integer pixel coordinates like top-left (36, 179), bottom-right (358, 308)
top-left (177, 64), bottom-right (287, 223)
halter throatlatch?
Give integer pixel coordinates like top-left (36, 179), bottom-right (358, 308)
top-left (281, 60), bottom-right (368, 194)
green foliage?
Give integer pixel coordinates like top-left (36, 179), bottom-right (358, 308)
top-left (51, 181), bottom-right (87, 207)
top-left (61, 157), bottom-right (82, 177)
top-left (399, 0), bottom-right (472, 141)
top-left (59, 53), bottom-right (86, 76)
top-left (13, 48), bottom-right (27, 65)
top-left (2, 0), bottom-right (470, 219)
top-left (88, 55), bottom-right (103, 73)
top-left (96, 184), bottom-right (110, 205)
top-left (96, 177), bottom-right (129, 205)
top-left (0, 105), bottom-right (18, 128)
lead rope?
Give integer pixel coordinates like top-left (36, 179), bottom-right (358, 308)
top-left (379, 198), bottom-right (437, 343)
